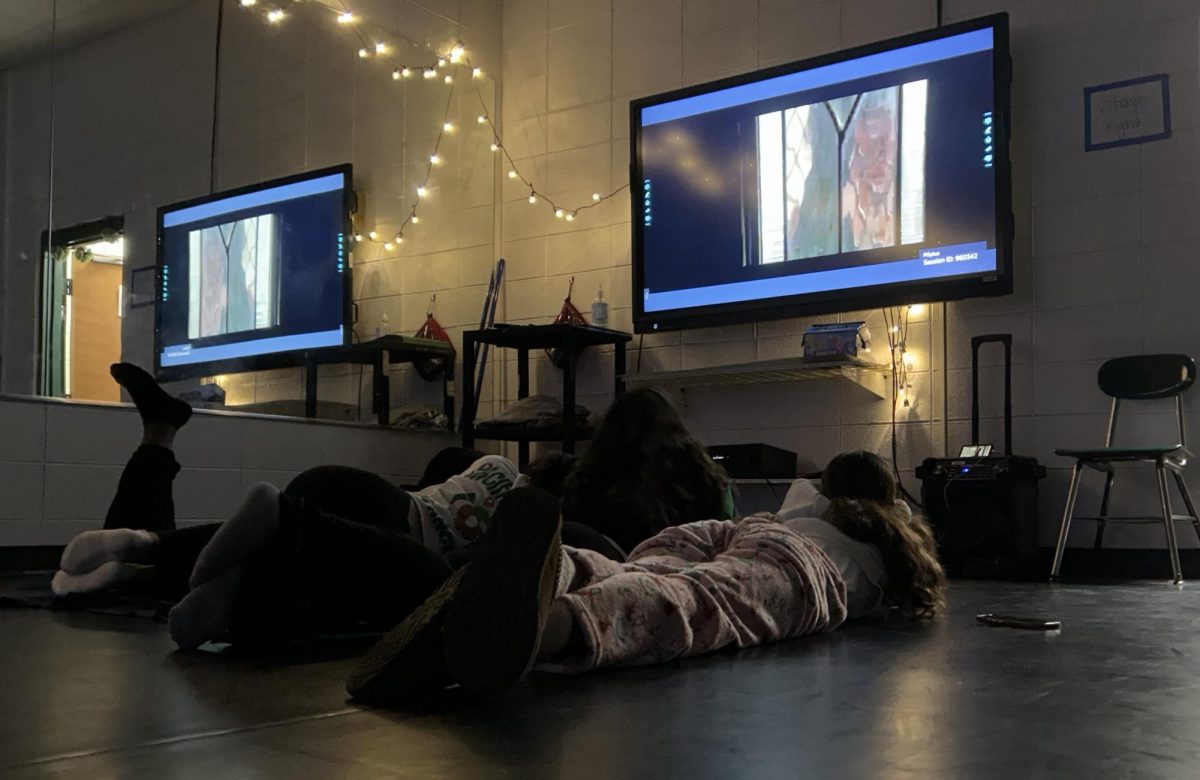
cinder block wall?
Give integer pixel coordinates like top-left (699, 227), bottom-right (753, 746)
top-left (497, 0), bottom-right (1200, 548)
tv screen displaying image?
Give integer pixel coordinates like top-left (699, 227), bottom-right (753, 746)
top-left (154, 165), bottom-right (352, 380)
top-left (631, 15), bottom-right (1011, 332)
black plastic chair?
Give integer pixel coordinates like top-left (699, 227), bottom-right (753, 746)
top-left (1050, 354), bottom-right (1200, 583)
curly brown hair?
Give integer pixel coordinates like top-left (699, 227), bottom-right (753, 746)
top-left (561, 388), bottom-right (729, 552)
top-left (819, 451), bottom-right (946, 619)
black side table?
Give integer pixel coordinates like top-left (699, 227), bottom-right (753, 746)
top-left (461, 324), bottom-right (632, 467)
top-left (304, 334), bottom-right (455, 428)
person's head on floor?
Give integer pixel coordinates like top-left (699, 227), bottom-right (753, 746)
top-left (820, 450), bottom-right (946, 620)
top-left (562, 387), bottom-right (729, 552)
top-left (523, 451), bottom-right (576, 499)
top-left (419, 446), bottom-right (485, 489)
top-left (820, 450), bottom-right (896, 504)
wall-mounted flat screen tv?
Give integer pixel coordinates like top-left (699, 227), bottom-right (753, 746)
top-left (154, 165), bottom-right (353, 381)
top-left (631, 14), bottom-right (1011, 332)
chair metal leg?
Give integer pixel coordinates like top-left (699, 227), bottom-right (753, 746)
top-left (1051, 462), bottom-right (1084, 581)
top-left (1170, 468), bottom-right (1200, 546)
top-left (1095, 469), bottom-right (1115, 550)
top-left (1156, 462), bottom-right (1184, 584)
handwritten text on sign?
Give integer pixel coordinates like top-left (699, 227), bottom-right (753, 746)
top-left (1085, 74), bottom-right (1171, 151)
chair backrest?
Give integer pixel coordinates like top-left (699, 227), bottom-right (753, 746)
top-left (1097, 354), bottom-right (1196, 400)
top-left (1098, 354), bottom-right (1196, 448)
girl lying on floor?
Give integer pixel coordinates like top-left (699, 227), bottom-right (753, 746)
top-left (50, 368), bottom-right (717, 651)
top-left (347, 450), bottom-right (946, 703)
top-left (51, 363), bottom-right (521, 648)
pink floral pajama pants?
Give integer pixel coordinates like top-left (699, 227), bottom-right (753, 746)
top-left (549, 514), bottom-right (848, 671)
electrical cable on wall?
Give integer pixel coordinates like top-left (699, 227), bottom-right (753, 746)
top-left (882, 305), bottom-right (922, 508)
top-left (209, 0), bottom-right (225, 194)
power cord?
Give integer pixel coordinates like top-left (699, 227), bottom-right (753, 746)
top-left (883, 306), bottom-right (923, 508)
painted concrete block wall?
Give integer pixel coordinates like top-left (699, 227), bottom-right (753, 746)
top-left (0, 395), bottom-right (455, 545)
top-left (498, 0), bottom-right (1200, 549)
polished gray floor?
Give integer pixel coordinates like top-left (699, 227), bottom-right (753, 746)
top-left (2, 580), bottom-right (1199, 778)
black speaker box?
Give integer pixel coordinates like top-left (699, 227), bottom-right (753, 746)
top-left (916, 335), bottom-right (1046, 579)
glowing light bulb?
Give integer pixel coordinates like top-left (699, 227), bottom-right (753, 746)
top-left (394, 233), bottom-right (404, 244)
top-left (472, 67), bottom-right (482, 79)
top-left (449, 44), bottom-right (465, 63)
top-left (555, 209), bottom-right (564, 219)
top-left (423, 68), bottom-right (436, 79)
top-left (565, 212), bottom-right (575, 222)
top-left (528, 192), bottom-right (537, 204)
top-left (392, 69), bottom-right (401, 80)
top-left (890, 325), bottom-right (900, 333)
top-left (375, 42), bottom-right (387, 54)
top-left (490, 143), bottom-right (499, 152)
top-left (353, 233), bottom-right (363, 242)
top-left (411, 215), bottom-right (420, 224)
top-left (442, 122), bottom-right (454, 132)
top-left (384, 242), bottom-right (394, 251)
top-left (267, 8), bottom-right (284, 22)
top-left (437, 57), bottom-right (446, 67)
top-left (239, 0), bottom-right (256, 6)
top-left (507, 170), bottom-right (518, 179)
top-left (429, 154), bottom-right (441, 165)
top-left (477, 115), bottom-right (487, 124)
top-left (336, 11), bottom-right (355, 24)
top-left (358, 48), bottom-right (369, 58)
top-left (908, 303), bottom-right (925, 316)
top-left (417, 186), bottom-right (428, 197)
top-left (368, 230), bottom-right (378, 241)
top-left (401, 67), bottom-right (412, 77)
top-left (591, 192), bottom-right (601, 202)
top-left (444, 74), bottom-right (453, 84)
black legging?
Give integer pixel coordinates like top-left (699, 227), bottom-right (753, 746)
top-left (104, 446), bottom-right (451, 642)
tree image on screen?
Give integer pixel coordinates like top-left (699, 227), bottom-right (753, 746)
top-left (186, 214), bottom-right (280, 339)
top-left (756, 80), bottom-right (927, 265)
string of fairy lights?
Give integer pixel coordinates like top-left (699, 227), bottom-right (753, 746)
top-left (234, 0), bottom-right (629, 250)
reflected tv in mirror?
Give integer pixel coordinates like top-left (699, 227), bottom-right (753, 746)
top-left (154, 165), bottom-right (353, 381)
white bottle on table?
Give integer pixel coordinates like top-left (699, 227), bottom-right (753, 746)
top-left (591, 286), bottom-right (608, 327)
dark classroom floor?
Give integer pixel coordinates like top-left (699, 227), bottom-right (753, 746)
top-left (1, 579), bottom-right (1198, 778)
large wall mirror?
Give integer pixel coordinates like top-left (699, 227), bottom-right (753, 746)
top-left (1, 0), bottom-right (500, 425)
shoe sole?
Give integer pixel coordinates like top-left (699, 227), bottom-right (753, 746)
top-left (345, 566), bottom-right (465, 703)
top-left (442, 489), bottom-right (562, 697)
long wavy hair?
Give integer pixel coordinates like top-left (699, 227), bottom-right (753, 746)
top-left (562, 388), bottom-right (729, 552)
top-left (820, 451), bottom-right (946, 619)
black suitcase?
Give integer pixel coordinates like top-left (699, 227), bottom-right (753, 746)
top-left (916, 334), bottom-right (1046, 579)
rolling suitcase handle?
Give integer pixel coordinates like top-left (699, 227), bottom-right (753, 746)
top-left (971, 333), bottom-right (1012, 457)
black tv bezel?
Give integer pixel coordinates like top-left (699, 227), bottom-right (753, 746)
top-left (630, 13), bottom-right (1012, 334)
top-left (153, 163), bottom-right (355, 382)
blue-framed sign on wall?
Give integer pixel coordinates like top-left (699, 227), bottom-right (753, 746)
top-left (1084, 74), bottom-right (1171, 152)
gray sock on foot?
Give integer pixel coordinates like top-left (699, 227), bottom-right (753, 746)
top-left (51, 561), bottom-right (143, 596)
top-left (60, 529), bottom-right (158, 575)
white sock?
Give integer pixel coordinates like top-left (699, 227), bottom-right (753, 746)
top-left (51, 561), bottom-right (143, 596)
top-left (169, 568), bottom-right (243, 650)
top-left (60, 529), bottom-right (158, 575)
